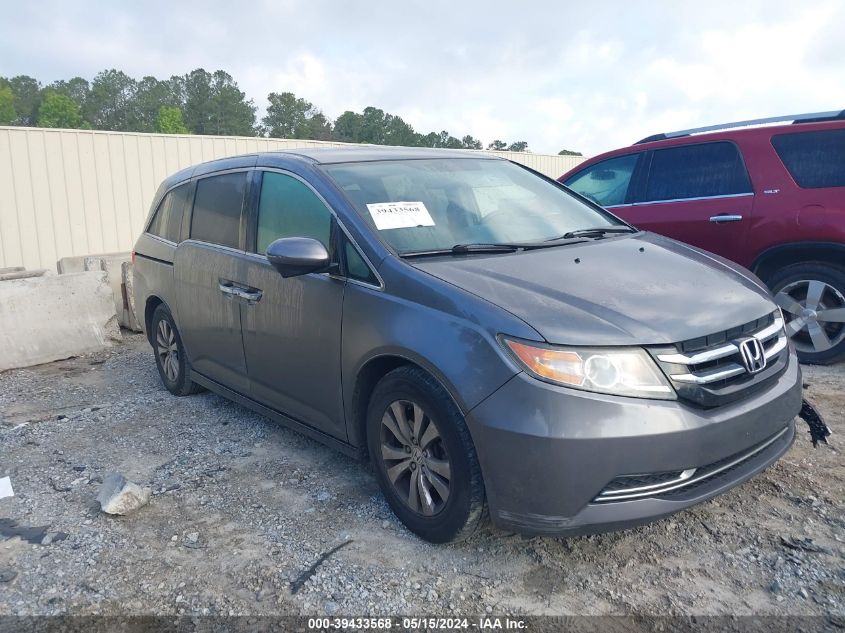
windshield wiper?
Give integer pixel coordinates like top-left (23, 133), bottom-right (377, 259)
top-left (400, 238), bottom-right (591, 258)
top-left (452, 239), bottom-right (593, 253)
top-left (451, 243), bottom-right (521, 254)
top-left (399, 244), bottom-right (519, 258)
top-left (545, 226), bottom-right (637, 241)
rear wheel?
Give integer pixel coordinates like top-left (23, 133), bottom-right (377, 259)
top-left (367, 366), bottom-right (486, 543)
top-left (151, 305), bottom-right (203, 395)
top-left (769, 263), bottom-right (845, 365)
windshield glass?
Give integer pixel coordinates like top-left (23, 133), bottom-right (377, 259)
top-left (324, 158), bottom-right (620, 254)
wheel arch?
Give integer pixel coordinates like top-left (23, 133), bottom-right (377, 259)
top-left (348, 352), bottom-right (467, 460)
top-left (144, 295), bottom-right (166, 345)
top-left (752, 241), bottom-right (845, 284)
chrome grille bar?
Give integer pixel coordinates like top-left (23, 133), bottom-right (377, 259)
top-left (671, 364), bottom-right (745, 384)
top-left (756, 317), bottom-right (785, 342)
top-left (657, 343), bottom-right (738, 365)
top-left (659, 315), bottom-right (786, 385)
top-left (657, 316), bottom-right (783, 365)
top-left (764, 336), bottom-right (787, 359)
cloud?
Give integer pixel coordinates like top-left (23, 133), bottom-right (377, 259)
top-left (1, 0), bottom-right (843, 156)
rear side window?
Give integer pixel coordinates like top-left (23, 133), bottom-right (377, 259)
top-left (255, 172), bottom-right (332, 254)
top-left (644, 142), bottom-right (751, 202)
top-left (146, 183), bottom-right (191, 242)
top-left (563, 154), bottom-right (641, 207)
top-left (190, 172), bottom-right (247, 249)
top-left (772, 129), bottom-right (845, 188)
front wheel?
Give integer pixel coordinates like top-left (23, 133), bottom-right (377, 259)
top-left (367, 366), bottom-right (486, 543)
top-left (769, 263), bottom-right (845, 365)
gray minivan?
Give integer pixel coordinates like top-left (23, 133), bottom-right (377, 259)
top-left (133, 147), bottom-right (802, 543)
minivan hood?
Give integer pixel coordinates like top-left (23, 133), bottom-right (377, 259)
top-left (411, 233), bottom-right (775, 346)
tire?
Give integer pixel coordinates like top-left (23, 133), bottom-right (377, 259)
top-left (366, 366), bottom-right (486, 543)
top-left (150, 304), bottom-right (204, 396)
top-left (767, 262), bottom-right (845, 365)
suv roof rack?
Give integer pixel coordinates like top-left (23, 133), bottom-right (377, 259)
top-left (635, 109), bottom-right (845, 144)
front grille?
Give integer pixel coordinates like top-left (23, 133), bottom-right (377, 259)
top-left (649, 311), bottom-right (789, 408)
top-left (593, 425), bottom-right (791, 503)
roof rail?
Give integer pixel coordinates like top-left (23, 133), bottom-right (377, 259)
top-left (635, 109), bottom-right (845, 144)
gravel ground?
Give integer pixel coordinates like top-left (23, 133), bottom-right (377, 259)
top-left (0, 332), bottom-right (842, 617)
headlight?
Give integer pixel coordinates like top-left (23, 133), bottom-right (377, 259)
top-left (501, 337), bottom-right (676, 399)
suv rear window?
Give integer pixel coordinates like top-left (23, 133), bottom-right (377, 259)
top-left (772, 128), bottom-right (845, 189)
top-left (147, 183), bottom-right (191, 242)
top-left (190, 172), bottom-right (247, 249)
top-left (644, 141), bottom-right (752, 202)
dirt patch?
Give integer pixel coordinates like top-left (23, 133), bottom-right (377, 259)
top-left (0, 334), bottom-right (842, 617)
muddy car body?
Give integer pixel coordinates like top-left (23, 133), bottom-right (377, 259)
top-left (133, 148), bottom-right (802, 542)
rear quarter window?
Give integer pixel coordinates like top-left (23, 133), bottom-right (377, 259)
top-left (772, 128), bottom-right (845, 188)
top-left (146, 182), bottom-right (191, 243)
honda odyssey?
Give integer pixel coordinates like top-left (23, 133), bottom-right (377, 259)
top-left (133, 147), bottom-right (802, 543)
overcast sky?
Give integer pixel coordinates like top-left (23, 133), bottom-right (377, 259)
top-left (2, 1), bottom-right (844, 155)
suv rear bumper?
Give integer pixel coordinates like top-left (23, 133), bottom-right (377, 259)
top-left (466, 351), bottom-right (802, 535)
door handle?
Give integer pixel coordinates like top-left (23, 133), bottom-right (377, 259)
top-left (236, 288), bottom-right (263, 304)
top-left (218, 281), bottom-right (239, 298)
top-left (709, 214), bottom-right (743, 223)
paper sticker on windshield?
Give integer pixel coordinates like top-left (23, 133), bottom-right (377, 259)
top-left (366, 201), bottom-right (435, 230)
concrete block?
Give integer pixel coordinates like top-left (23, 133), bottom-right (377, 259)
top-left (81, 254), bottom-right (140, 331)
top-left (0, 267), bottom-right (25, 275)
top-left (56, 251), bottom-right (129, 275)
top-left (0, 271), bottom-right (120, 372)
top-left (121, 261), bottom-right (141, 332)
top-left (0, 269), bottom-right (49, 281)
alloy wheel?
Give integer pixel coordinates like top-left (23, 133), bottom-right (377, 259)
top-left (380, 400), bottom-right (452, 516)
top-left (156, 319), bottom-right (180, 382)
top-left (775, 279), bottom-right (845, 354)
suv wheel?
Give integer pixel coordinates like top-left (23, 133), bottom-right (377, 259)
top-left (769, 263), bottom-right (845, 365)
top-left (367, 366), bottom-right (486, 543)
top-left (151, 304), bottom-right (204, 395)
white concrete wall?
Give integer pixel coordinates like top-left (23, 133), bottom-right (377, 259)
top-left (0, 126), bottom-right (586, 270)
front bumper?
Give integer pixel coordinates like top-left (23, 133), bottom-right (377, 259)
top-left (466, 351), bottom-right (802, 535)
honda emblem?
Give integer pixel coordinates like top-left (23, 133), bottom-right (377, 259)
top-left (738, 337), bottom-right (766, 374)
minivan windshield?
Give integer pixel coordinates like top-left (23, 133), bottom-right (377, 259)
top-left (324, 158), bottom-right (623, 255)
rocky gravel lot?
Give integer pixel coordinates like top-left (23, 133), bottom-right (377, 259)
top-left (0, 332), bottom-right (842, 619)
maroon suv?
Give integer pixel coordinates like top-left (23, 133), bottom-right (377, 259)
top-left (560, 111), bottom-right (845, 364)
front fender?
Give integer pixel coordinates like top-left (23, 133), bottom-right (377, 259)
top-left (340, 258), bottom-right (540, 448)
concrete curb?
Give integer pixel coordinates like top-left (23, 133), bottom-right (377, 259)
top-left (0, 269), bottom-right (48, 281)
top-left (0, 271), bottom-right (121, 372)
top-left (56, 252), bottom-right (129, 275)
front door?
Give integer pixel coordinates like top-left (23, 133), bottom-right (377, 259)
top-left (240, 170), bottom-right (347, 440)
top-left (620, 141), bottom-right (755, 263)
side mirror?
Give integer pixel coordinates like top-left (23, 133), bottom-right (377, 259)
top-left (266, 237), bottom-right (331, 278)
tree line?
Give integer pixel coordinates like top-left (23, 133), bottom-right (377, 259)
top-left (0, 68), bottom-right (584, 154)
